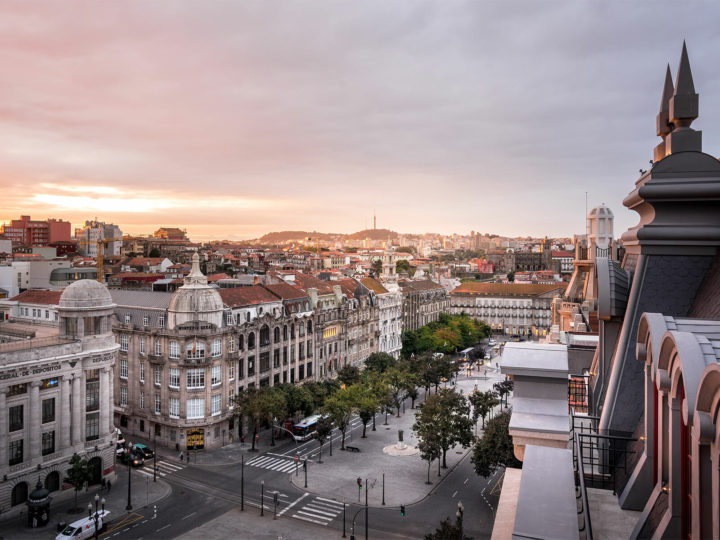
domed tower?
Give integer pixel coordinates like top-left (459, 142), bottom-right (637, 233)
top-left (59, 279), bottom-right (116, 348)
top-left (380, 239), bottom-right (399, 291)
top-left (168, 251), bottom-right (224, 329)
top-left (587, 203), bottom-right (614, 259)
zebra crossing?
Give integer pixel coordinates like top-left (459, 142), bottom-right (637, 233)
top-left (292, 496), bottom-right (345, 526)
top-left (246, 455), bottom-right (298, 473)
top-left (135, 459), bottom-right (185, 479)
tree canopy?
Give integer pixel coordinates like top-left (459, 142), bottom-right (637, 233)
top-left (471, 409), bottom-right (521, 477)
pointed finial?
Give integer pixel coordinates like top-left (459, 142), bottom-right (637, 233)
top-left (659, 64), bottom-right (674, 113)
top-left (669, 40), bottom-right (699, 128)
top-left (654, 64), bottom-right (674, 159)
top-left (674, 41), bottom-right (696, 96)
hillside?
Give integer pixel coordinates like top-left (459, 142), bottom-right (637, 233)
top-left (256, 230), bottom-right (338, 244)
top-left (346, 228), bottom-right (398, 241)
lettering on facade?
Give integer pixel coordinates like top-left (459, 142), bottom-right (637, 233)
top-left (1, 364), bottom-right (61, 380)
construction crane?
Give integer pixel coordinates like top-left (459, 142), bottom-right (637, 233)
top-left (76, 237), bottom-right (123, 283)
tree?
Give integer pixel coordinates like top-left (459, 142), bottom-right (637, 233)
top-left (468, 390), bottom-right (499, 432)
top-left (507, 271), bottom-right (515, 282)
top-left (337, 365), bottom-right (361, 387)
top-left (66, 453), bottom-right (92, 512)
top-left (396, 246), bottom-right (414, 254)
top-left (472, 409), bottom-right (521, 477)
top-left (356, 387), bottom-right (379, 438)
top-left (383, 366), bottom-right (411, 417)
top-left (315, 417), bottom-right (332, 463)
top-left (324, 385), bottom-right (361, 450)
top-left (364, 352), bottom-right (396, 374)
top-left (417, 427), bottom-right (442, 485)
top-left (413, 388), bottom-right (474, 469)
top-left (275, 383), bottom-right (314, 421)
top-left (424, 516), bottom-right (472, 540)
top-left (148, 247), bottom-right (161, 258)
top-left (493, 379), bottom-right (514, 408)
top-left (264, 387), bottom-right (288, 446)
top-left (233, 387), bottom-right (269, 451)
top-left (371, 259), bottom-right (383, 276)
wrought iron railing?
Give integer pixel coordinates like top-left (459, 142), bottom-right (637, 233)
top-left (569, 374), bottom-right (590, 414)
top-left (575, 431), bottom-right (593, 540)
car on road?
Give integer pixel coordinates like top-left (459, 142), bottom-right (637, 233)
top-left (488, 339), bottom-right (497, 346)
top-left (133, 443), bottom-right (155, 460)
top-left (56, 510), bottom-right (109, 539)
top-left (118, 448), bottom-right (144, 467)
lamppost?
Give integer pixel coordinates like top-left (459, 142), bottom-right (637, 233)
top-left (240, 454), bottom-right (245, 511)
top-left (89, 494), bottom-right (105, 540)
top-left (456, 501), bottom-right (464, 538)
top-left (153, 427), bottom-right (157, 482)
top-left (260, 481), bottom-right (265, 517)
top-left (125, 459), bottom-right (132, 511)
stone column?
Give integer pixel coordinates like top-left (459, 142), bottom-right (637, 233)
top-left (29, 381), bottom-right (42, 459)
top-left (71, 375), bottom-right (82, 446)
top-left (0, 389), bottom-right (7, 467)
top-left (60, 375), bottom-right (71, 449)
top-left (100, 367), bottom-right (110, 438)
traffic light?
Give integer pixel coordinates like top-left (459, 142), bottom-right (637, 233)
top-left (400, 505), bottom-right (405, 516)
top-left (357, 477), bottom-right (363, 490)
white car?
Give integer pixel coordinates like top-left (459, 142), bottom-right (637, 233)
top-left (56, 510), bottom-right (109, 540)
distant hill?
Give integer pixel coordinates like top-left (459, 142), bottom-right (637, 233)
top-left (254, 228), bottom-right (398, 245)
top-left (346, 229), bottom-right (398, 241)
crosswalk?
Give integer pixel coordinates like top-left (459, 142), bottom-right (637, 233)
top-left (135, 459), bottom-right (185, 479)
top-left (292, 496), bottom-right (345, 526)
top-left (246, 455), bottom-right (298, 473)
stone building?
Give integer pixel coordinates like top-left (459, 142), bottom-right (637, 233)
top-left (399, 279), bottom-right (450, 332)
top-left (334, 279), bottom-right (379, 368)
top-left (0, 280), bottom-right (118, 513)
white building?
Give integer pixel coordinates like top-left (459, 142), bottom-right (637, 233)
top-left (0, 280), bottom-right (118, 513)
top-left (375, 244), bottom-right (403, 358)
top-left (75, 221), bottom-right (122, 258)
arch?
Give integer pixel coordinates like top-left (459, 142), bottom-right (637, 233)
top-left (248, 332), bottom-right (255, 349)
top-left (87, 456), bottom-right (102, 485)
top-left (695, 363), bottom-right (720, 443)
top-left (274, 327), bottom-right (280, 343)
top-left (664, 331), bottom-right (714, 424)
top-left (45, 471), bottom-right (60, 493)
top-left (11, 482), bottom-right (28, 506)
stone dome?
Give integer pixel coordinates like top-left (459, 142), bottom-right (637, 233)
top-left (167, 251), bottom-right (224, 329)
top-left (588, 203), bottom-right (613, 218)
top-left (59, 279), bottom-right (114, 310)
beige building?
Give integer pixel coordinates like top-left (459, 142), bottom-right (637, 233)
top-left (0, 280), bottom-right (118, 513)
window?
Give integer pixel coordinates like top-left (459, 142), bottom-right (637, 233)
top-left (120, 387), bottom-right (128, 407)
top-left (42, 431), bottom-right (55, 456)
top-left (260, 352), bottom-right (270, 372)
top-left (211, 365), bottom-right (222, 386)
top-left (85, 412), bottom-right (99, 441)
top-left (238, 358), bottom-right (244, 379)
top-left (120, 335), bottom-right (128, 352)
top-left (158, 315), bottom-right (165, 328)
top-left (283, 347), bottom-right (288, 365)
top-left (229, 364), bottom-right (235, 380)
top-left (138, 362), bottom-right (145, 383)
top-left (9, 405), bottom-right (23, 432)
top-left (151, 366), bottom-right (160, 386)
top-left (42, 398), bottom-right (55, 424)
top-left (212, 339), bottom-right (222, 357)
top-left (273, 349), bottom-right (280, 368)
top-left (139, 337), bottom-right (146, 355)
top-left (307, 320), bottom-right (312, 333)
top-left (187, 368), bottom-right (205, 389)
top-left (228, 336), bottom-right (236, 353)
top-left (154, 394), bottom-right (161, 414)
top-left (299, 342), bottom-right (305, 360)
top-left (212, 394), bottom-right (221, 416)
top-left (248, 356), bottom-right (255, 376)
top-left (260, 326), bottom-right (270, 347)
top-left (9, 439), bottom-right (23, 466)
top-left (239, 334), bottom-right (244, 351)
top-left (307, 339), bottom-right (313, 357)
top-left (307, 362), bottom-right (312, 378)
top-left (299, 364), bottom-right (305, 381)
top-left (120, 358), bottom-right (128, 379)
top-left (169, 397), bottom-right (180, 418)
top-left (283, 326), bottom-right (288, 340)
top-left (143, 315), bottom-right (149, 326)
top-left (186, 398), bottom-right (204, 419)
top-left (169, 368), bottom-right (180, 388)
top-left (228, 387), bottom-right (235, 409)
top-left (124, 314), bottom-right (131, 324)
top-left (274, 327), bottom-right (280, 343)
top-left (154, 339), bottom-right (162, 356)
top-left (187, 341), bottom-right (205, 359)
top-left (299, 322), bottom-right (305, 337)
top-left (139, 391), bottom-right (145, 409)
top-left (248, 332), bottom-right (255, 349)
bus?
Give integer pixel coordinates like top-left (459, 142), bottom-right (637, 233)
top-left (292, 414), bottom-right (333, 442)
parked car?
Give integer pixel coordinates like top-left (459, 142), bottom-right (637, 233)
top-left (133, 443), bottom-right (155, 460)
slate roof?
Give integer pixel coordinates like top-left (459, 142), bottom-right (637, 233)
top-left (109, 290), bottom-right (173, 309)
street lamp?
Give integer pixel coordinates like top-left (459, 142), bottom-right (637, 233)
top-left (125, 459), bottom-right (132, 511)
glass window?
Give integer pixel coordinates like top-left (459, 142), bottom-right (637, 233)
top-left (85, 412), bottom-right (99, 441)
top-left (124, 314), bottom-right (131, 324)
top-left (169, 397), bottom-right (180, 418)
top-left (228, 336), bottom-right (236, 353)
top-left (186, 398), bottom-right (204, 419)
top-left (143, 315), bottom-right (149, 326)
top-left (169, 341), bottom-right (180, 359)
top-left (140, 391), bottom-right (145, 409)
top-left (42, 431), bottom-right (55, 456)
top-left (155, 339), bottom-right (162, 356)
top-left (169, 367), bottom-right (180, 388)
top-left (187, 341), bottom-right (205, 359)
top-left (9, 439), bottom-right (23, 466)
top-left (120, 358), bottom-right (128, 379)
top-left (248, 332), bottom-right (255, 349)
top-left (120, 387), bottom-right (128, 407)
top-left (42, 398), bottom-right (55, 424)
top-left (229, 364), bottom-right (235, 380)
top-left (140, 362), bottom-right (145, 383)
top-left (154, 366), bottom-right (161, 386)
top-left (212, 365), bottom-right (221, 385)
top-left (212, 339), bottom-right (222, 357)
top-left (187, 368), bottom-right (205, 389)
top-left (139, 337), bottom-right (146, 355)
top-left (154, 394), bottom-right (161, 414)
top-left (120, 335), bottom-right (128, 352)
top-left (158, 315), bottom-right (165, 328)
top-left (9, 405), bottom-right (23, 432)
top-left (212, 394), bottom-right (221, 416)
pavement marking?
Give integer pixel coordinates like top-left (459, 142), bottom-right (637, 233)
top-left (141, 520), bottom-right (148, 524)
top-left (181, 512), bottom-right (196, 520)
top-left (278, 492), bottom-right (309, 517)
top-left (122, 528), bottom-right (130, 532)
top-left (303, 505), bottom-right (338, 517)
top-left (156, 524), bottom-right (171, 532)
top-left (247, 455), bottom-right (297, 473)
top-left (451, 491), bottom-right (458, 498)
top-left (464, 478), bottom-right (469, 485)
top-left (112, 534), bottom-right (120, 537)
top-left (315, 496), bottom-right (344, 506)
top-left (293, 514), bottom-right (328, 525)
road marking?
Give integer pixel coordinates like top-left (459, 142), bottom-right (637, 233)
top-left (141, 520), bottom-right (148, 524)
top-left (156, 524), bottom-right (171, 532)
top-left (315, 496), bottom-right (344, 507)
top-left (122, 528), bottom-right (130, 532)
top-left (464, 478), bottom-right (469, 485)
top-left (278, 492), bottom-right (309, 517)
top-left (293, 513), bottom-right (327, 525)
top-left (132, 524), bottom-right (139, 527)
top-left (451, 491), bottom-right (458, 498)
top-left (182, 512), bottom-right (196, 520)
top-left (302, 505), bottom-right (337, 517)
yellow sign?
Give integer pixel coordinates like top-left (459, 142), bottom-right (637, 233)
top-left (187, 428), bottom-right (205, 450)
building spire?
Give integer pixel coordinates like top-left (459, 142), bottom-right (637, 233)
top-left (674, 40), bottom-right (696, 97)
top-left (653, 64), bottom-right (675, 161)
top-left (664, 41), bottom-right (701, 154)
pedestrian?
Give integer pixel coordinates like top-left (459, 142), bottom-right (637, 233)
top-left (180, 451), bottom-right (184, 461)
top-left (106, 480), bottom-right (112, 492)
top-left (101, 478), bottom-right (107, 491)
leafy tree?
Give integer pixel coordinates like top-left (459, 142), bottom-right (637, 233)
top-left (275, 383), bottom-right (314, 421)
top-left (66, 453), bottom-right (92, 511)
top-left (148, 247), bottom-right (161, 258)
top-left (413, 388), bottom-right (474, 469)
top-left (417, 426), bottom-right (442, 484)
top-left (364, 352), bottom-right (397, 374)
top-left (493, 379), bottom-right (514, 408)
top-left (383, 366), bottom-right (412, 417)
top-left (324, 385), bottom-right (361, 450)
top-left (468, 390), bottom-right (499, 432)
top-left (472, 409), bottom-right (521, 477)
top-left (396, 246), bottom-right (414, 254)
top-left (337, 365), bottom-right (362, 387)
top-left (315, 417), bottom-right (332, 463)
top-left (371, 259), bottom-right (383, 276)
top-left (424, 516), bottom-right (472, 540)
top-left (264, 387), bottom-right (288, 446)
top-left (356, 387), bottom-right (379, 438)
top-left (507, 271), bottom-right (515, 282)
top-left (233, 387), bottom-right (269, 451)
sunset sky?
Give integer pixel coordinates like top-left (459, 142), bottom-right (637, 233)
top-left (2, 2), bottom-right (720, 241)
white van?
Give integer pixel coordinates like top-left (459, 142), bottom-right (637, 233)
top-left (56, 510), bottom-right (109, 540)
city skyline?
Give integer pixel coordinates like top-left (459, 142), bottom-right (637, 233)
top-left (2, 3), bottom-right (719, 240)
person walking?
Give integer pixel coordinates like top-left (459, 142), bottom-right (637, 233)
top-left (106, 480), bottom-right (112, 492)
top-left (101, 478), bottom-right (107, 492)
top-left (179, 451), bottom-right (184, 462)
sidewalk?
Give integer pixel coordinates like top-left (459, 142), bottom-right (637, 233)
top-left (289, 366), bottom-right (506, 509)
top-left (0, 467), bottom-right (171, 540)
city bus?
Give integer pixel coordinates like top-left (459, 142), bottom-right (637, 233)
top-left (292, 414), bottom-right (333, 442)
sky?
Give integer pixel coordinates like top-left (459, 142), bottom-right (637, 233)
top-left (2, 2), bottom-right (720, 241)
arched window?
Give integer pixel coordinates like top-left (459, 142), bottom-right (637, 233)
top-left (283, 325), bottom-right (288, 340)
top-left (186, 340), bottom-right (205, 359)
top-left (260, 325), bottom-right (270, 347)
top-left (248, 332), bottom-right (256, 349)
top-left (45, 471), bottom-right (60, 493)
top-left (299, 322), bottom-right (305, 337)
top-left (11, 482), bottom-right (28, 506)
top-left (274, 327), bottom-right (280, 343)
top-left (307, 320), bottom-right (312, 334)
top-left (238, 334), bottom-right (244, 351)
top-left (291, 324), bottom-right (295, 339)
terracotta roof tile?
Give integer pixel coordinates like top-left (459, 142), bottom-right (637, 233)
top-left (451, 282), bottom-right (566, 297)
top-left (219, 285), bottom-right (280, 307)
top-left (8, 289), bottom-right (62, 305)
